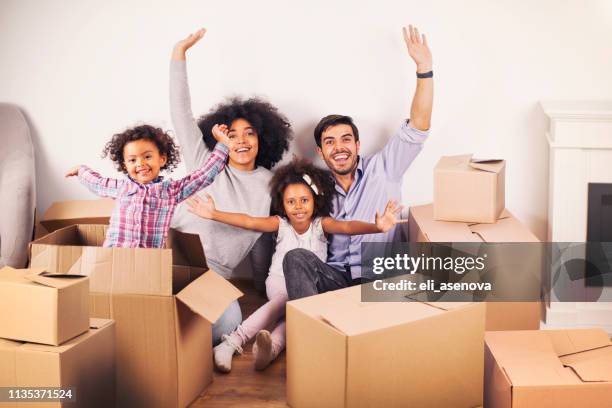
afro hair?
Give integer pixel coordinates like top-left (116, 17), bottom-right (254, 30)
top-left (102, 124), bottom-right (180, 174)
top-left (269, 157), bottom-right (336, 219)
top-left (197, 97), bottom-right (292, 169)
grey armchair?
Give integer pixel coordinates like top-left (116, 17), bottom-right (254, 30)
top-left (0, 103), bottom-right (35, 268)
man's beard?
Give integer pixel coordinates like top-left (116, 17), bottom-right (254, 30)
top-left (325, 154), bottom-right (358, 176)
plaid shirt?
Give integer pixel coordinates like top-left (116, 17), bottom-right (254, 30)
top-left (78, 143), bottom-right (228, 248)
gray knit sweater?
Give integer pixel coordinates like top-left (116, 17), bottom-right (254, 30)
top-left (169, 60), bottom-right (272, 278)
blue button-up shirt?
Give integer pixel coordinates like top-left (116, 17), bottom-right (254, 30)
top-left (327, 120), bottom-right (428, 279)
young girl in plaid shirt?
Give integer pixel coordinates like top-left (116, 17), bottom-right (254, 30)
top-left (66, 124), bottom-right (229, 248)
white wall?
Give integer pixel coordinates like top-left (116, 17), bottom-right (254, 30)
top-left (1, 0), bottom-right (611, 239)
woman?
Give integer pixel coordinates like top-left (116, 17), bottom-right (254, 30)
top-left (170, 28), bottom-right (292, 345)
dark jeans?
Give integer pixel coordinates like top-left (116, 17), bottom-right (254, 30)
top-left (283, 248), bottom-right (352, 300)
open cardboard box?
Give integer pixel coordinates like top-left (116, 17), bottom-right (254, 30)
top-left (40, 199), bottom-right (115, 233)
top-left (485, 328), bottom-right (612, 407)
top-left (434, 154), bottom-right (505, 224)
top-left (409, 203), bottom-right (542, 331)
top-left (0, 266), bottom-right (89, 346)
top-left (286, 284), bottom-right (486, 408)
top-left (0, 318), bottom-right (116, 408)
top-left (30, 200), bottom-right (243, 408)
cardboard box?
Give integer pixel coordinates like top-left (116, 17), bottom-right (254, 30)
top-left (0, 318), bottom-right (115, 408)
top-left (40, 199), bottom-right (115, 233)
top-left (484, 328), bottom-right (612, 407)
top-left (0, 267), bottom-right (89, 346)
top-left (30, 224), bottom-right (207, 296)
top-left (409, 203), bottom-right (541, 331)
top-left (90, 274), bottom-right (239, 408)
top-left (434, 154), bottom-right (505, 223)
top-left (31, 226), bottom-right (242, 408)
top-left (286, 285), bottom-right (486, 408)
top-left (30, 201), bottom-right (243, 408)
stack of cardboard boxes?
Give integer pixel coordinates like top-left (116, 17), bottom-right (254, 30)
top-left (413, 154), bottom-right (542, 331)
top-left (0, 266), bottom-right (116, 408)
top-left (427, 155), bottom-right (612, 406)
top-left (26, 199), bottom-right (244, 408)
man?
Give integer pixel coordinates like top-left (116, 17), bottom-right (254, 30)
top-left (283, 25), bottom-right (433, 299)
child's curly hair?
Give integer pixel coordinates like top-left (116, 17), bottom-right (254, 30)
top-left (197, 97), bottom-right (292, 169)
top-left (269, 157), bottom-right (336, 219)
top-left (102, 125), bottom-right (180, 173)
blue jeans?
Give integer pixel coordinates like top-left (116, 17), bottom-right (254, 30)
top-left (211, 299), bottom-right (242, 346)
top-left (282, 248), bottom-right (351, 300)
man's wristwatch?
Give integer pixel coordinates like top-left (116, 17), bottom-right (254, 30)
top-left (416, 70), bottom-right (433, 78)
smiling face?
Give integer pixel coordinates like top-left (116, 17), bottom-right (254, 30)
top-left (316, 123), bottom-right (360, 176)
top-left (226, 118), bottom-right (259, 171)
top-left (283, 183), bottom-right (315, 230)
top-left (123, 139), bottom-right (167, 184)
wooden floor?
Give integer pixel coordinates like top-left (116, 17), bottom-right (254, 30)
top-left (190, 279), bottom-right (288, 407)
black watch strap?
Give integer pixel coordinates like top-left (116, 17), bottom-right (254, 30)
top-left (416, 70), bottom-right (433, 78)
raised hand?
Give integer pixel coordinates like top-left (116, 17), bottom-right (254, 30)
top-left (172, 28), bottom-right (206, 60)
top-left (211, 123), bottom-right (230, 145)
top-left (65, 165), bottom-right (81, 177)
top-left (402, 24), bottom-right (432, 73)
top-left (187, 193), bottom-right (216, 219)
top-left (375, 200), bottom-right (406, 232)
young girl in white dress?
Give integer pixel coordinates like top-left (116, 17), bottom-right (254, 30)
top-left (187, 158), bottom-right (404, 372)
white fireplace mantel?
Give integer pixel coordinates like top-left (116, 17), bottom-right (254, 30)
top-left (541, 100), bottom-right (612, 242)
top-left (541, 100), bottom-right (612, 149)
top-left (540, 100), bottom-right (612, 333)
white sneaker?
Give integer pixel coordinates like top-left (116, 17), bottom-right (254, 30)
top-left (213, 335), bottom-right (243, 373)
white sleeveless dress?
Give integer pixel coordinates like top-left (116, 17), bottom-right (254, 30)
top-left (266, 216), bottom-right (328, 299)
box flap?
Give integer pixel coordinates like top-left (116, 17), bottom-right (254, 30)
top-left (545, 329), bottom-right (612, 356)
top-left (466, 209), bottom-right (512, 226)
top-left (309, 286), bottom-right (454, 336)
top-left (561, 346), bottom-right (612, 382)
top-left (0, 266), bottom-right (41, 282)
top-left (41, 199), bottom-right (113, 231)
top-left (410, 204), bottom-right (483, 242)
top-left (412, 205), bottom-right (527, 243)
top-left (485, 331), bottom-right (578, 386)
top-left (469, 212), bottom-right (539, 242)
top-left (176, 270), bottom-right (243, 323)
top-left (167, 229), bottom-right (207, 268)
top-left (1, 266), bottom-right (87, 290)
top-left (320, 301), bottom-right (445, 336)
top-left (554, 329), bottom-right (612, 382)
top-left (24, 271), bottom-right (88, 289)
top-left (435, 155), bottom-right (505, 174)
top-left (470, 159), bottom-right (505, 173)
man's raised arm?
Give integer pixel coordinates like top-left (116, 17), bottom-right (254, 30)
top-left (403, 25), bottom-right (433, 131)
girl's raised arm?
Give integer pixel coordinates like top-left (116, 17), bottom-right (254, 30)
top-left (66, 165), bottom-right (122, 199)
top-left (187, 194), bottom-right (280, 233)
top-left (321, 200), bottom-right (406, 235)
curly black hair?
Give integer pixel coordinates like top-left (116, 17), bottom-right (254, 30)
top-left (102, 124), bottom-right (180, 173)
top-left (197, 97), bottom-right (292, 169)
top-left (269, 157), bottom-right (336, 219)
